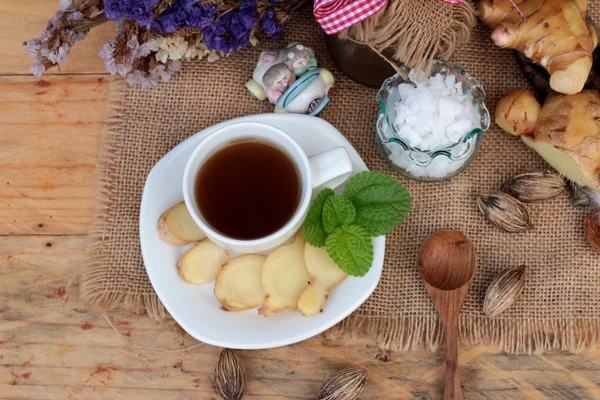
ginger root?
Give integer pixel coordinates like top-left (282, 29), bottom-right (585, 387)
top-left (296, 244), bottom-right (348, 317)
top-left (495, 88), bottom-right (541, 135)
top-left (258, 232), bottom-right (310, 316)
top-left (297, 283), bottom-right (328, 317)
top-left (158, 201), bottom-right (206, 245)
top-left (479, 0), bottom-right (598, 95)
top-left (177, 240), bottom-right (229, 284)
top-left (304, 243), bottom-right (347, 289)
top-left (496, 88), bottom-right (600, 191)
top-left (214, 254), bottom-right (266, 311)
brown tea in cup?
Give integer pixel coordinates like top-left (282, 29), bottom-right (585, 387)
top-left (195, 140), bottom-right (300, 240)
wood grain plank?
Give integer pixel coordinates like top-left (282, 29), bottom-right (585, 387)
top-left (0, 384), bottom-right (302, 400)
top-left (0, 75), bottom-right (107, 235)
top-left (0, 0), bottom-right (116, 75)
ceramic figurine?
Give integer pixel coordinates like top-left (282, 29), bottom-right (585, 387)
top-left (262, 63), bottom-right (296, 103)
top-left (284, 44), bottom-right (317, 76)
top-left (246, 43), bottom-right (334, 116)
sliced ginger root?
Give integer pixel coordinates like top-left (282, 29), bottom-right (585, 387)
top-left (214, 254), bottom-right (266, 311)
top-left (304, 243), bottom-right (347, 289)
top-left (297, 283), bottom-right (328, 317)
top-left (177, 240), bottom-right (229, 284)
top-left (296, 244), bottom-right (348, 317)
top-left (258, 232), bottom-right (310, 316)
top-left (158, 202), bottom-right (206, 245)
top-left (479, 0), bottom-right (597, 95)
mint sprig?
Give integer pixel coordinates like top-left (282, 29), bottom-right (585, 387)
top-left (326, 225), bottom-right (373, 277)
top-left (302, 188), bottom-right (334, 247)
top-left (344, 171), bottom-right (412, 236)
top-left (302, 171), bottom-right (411, 276)
top-left (322, 195), bottom-right (356, 233)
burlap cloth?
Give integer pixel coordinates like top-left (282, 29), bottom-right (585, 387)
top-left (82, 5), bottom-right (600, 354)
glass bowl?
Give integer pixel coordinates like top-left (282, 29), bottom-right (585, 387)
top-left (376, 60), bottom-right (490, 182)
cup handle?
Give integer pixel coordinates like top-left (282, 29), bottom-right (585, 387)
top-left (308, 147), bottom-right (353, 190)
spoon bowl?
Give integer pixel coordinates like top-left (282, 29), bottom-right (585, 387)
top-left (418, 230), bottom-right (477, 291)
top-left (418, 230), bottom-right (477, 400)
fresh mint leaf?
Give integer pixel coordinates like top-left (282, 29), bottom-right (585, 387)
top-left (325, 224), bottom-right (373, 277)
top-left (322, 195), bottom-right (356, 233)
top-left (343, 171), bottom-right (411, 236)
top-left (302, 188), bottom-right (334, 247)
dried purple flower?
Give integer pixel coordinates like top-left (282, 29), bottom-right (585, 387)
top-left (104, 0), bottom-right (159, 27)
top-left (67, 11), bottom-right (83, 21)
top-left (203, 0), bottom-right (257, 54)
top-left (30, 59), bottom-right (47, 76)
top-left (239, 0), bottom-right (259, 29)
top-left (99, 20), bottom-right (180, 88)
top-left (154, 0), bottom-right (218, 33)
top-left (127, 35), bottom-right (154, 58)
top-left (262, 8), bottom-right (283, 39)
top-left (98, 41), bottom-right (117, 74)
top-left (26, 40), bottom-right (41, 57)
top-left (124, 59), bottom-right (180, 87)
top-left (25, 7), bottom-right (91, 76)
top-left (28, 0), bottom-right (305, 85)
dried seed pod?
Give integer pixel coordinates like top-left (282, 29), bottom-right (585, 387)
top-left (483, 265), bottom-right (526, 318)
top-left (215, 348), bottom-right (245, 400)
top-left (477, 193), bottom-right (533, 233)
top-left (501, 171), bottom-right (565, 203)
top-left (569, 181), bottom-right (600, 209)
top-left (585, 211), bottom-right (600, 253)
top-left (318, 366), bottom-right (367, 400)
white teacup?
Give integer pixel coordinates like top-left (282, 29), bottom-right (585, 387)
top-left (183, 121), bottom-right (353, 253)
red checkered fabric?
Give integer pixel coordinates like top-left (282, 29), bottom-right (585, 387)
top-left (313, 0), bottom-right (387, 35)
top-left (313, 0), bottom-right (464, 35)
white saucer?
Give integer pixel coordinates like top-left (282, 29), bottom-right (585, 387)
top-left (140, 114), bottom-right (385, 349)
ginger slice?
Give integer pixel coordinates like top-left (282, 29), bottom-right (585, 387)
top-left (158, 201), bottom-right (206, 245)
top-left (214, 254), bottom-right (266, 311)
top-left (297, 283), bottom-right (329, 317)
top-left (304, 243), bottom-right (347, 290)
top-left (258, 233), bottom-right (310, 316)
top-left (177, 240), bottom-right (229, 284)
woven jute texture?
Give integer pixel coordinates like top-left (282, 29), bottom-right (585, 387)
top-left (82, 4), bottom-right (600, 354)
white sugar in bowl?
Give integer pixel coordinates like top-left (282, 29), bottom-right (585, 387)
top-left (376, 60), bottom-right (490, 182)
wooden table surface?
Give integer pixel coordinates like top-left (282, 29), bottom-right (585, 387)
top-left (2, 2), bottom-right (600, 399)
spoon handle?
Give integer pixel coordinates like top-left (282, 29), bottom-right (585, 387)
top-left (444, 319), bottom-right (463, 400)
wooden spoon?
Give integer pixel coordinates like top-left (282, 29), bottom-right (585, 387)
top-left (418, 230), bottom-right (477, 400)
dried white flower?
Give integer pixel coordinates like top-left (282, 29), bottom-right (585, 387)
top-left (153, 37), bottom-right (189, 63)
top-left (182, 35), bottom-right (210, 61)
top-left (207, 50), bottom-right (221, 62)
top-left (151, 35), bottom-right (213, 63)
